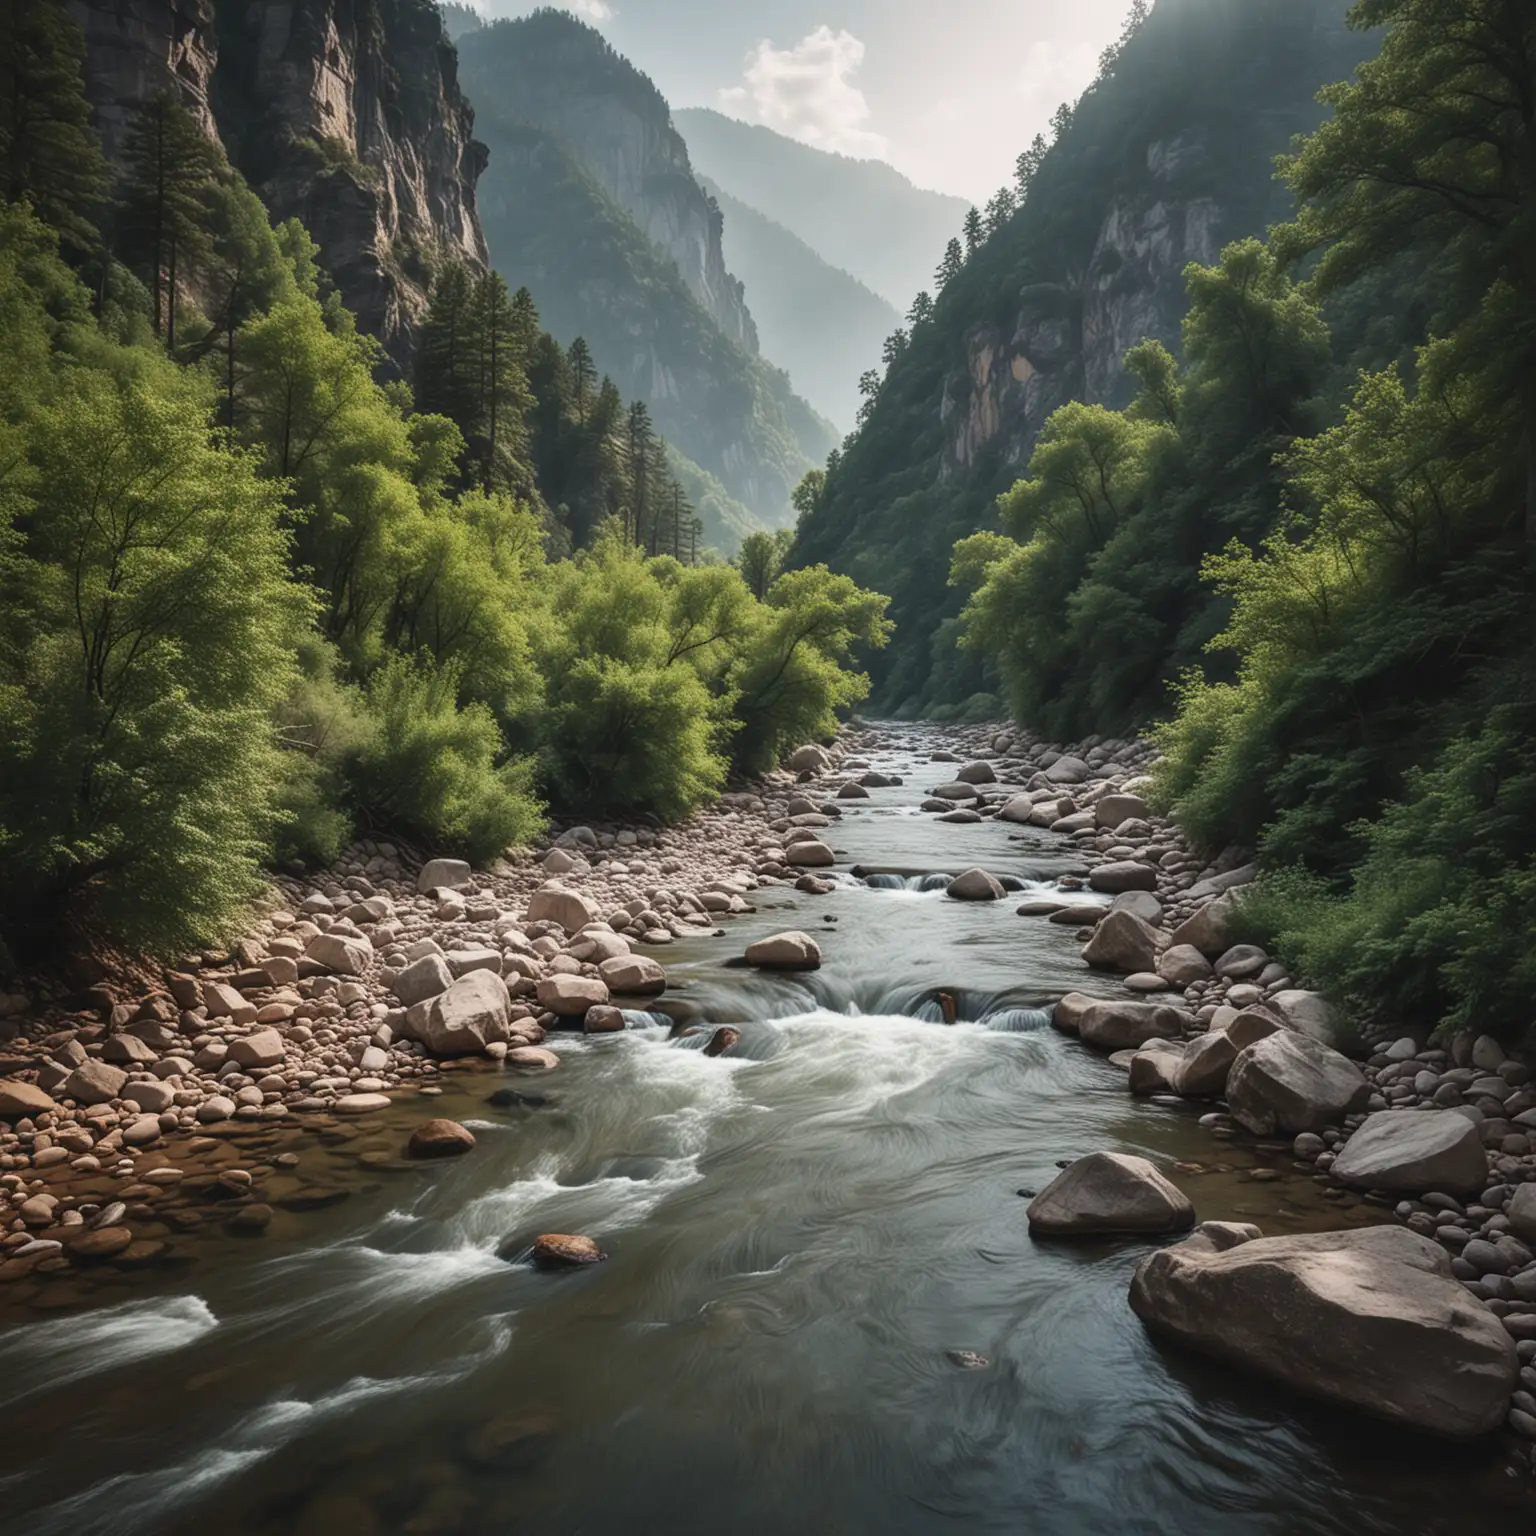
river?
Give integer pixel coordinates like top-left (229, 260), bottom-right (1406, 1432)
top-left (0, 730), bottom-right (1530, 1535)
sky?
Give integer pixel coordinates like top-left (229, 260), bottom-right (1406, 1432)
top-left (475, 0), bottom-right (1135, 202)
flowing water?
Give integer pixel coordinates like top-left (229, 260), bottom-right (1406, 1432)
top-left (1, 736), bottom-right (1532, 1535)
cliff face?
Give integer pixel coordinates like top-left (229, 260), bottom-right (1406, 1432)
top-left (69, 0), bottom-right (487, 369)
top-left (457, 11), bottom-right (757, 354)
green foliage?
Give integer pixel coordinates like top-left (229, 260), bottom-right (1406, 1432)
top-left (736, 528), bottom-right (793, 601)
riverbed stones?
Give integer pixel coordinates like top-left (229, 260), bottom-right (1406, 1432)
top-left (417, 858), bottom-right (472, 894)
top-left (535, 975), bottom-right (609, 1016)
top-left (526, 887), bottom-right (601, 934)
top-left (786, 744), bottom-right (832, 773)
top-left (1027, 1152), bottom-right (1195, 1237)
top-left (531, 1233), bottom-right (607, 1269)
top-left (744, 931), bottom-right (823, 970)
top-left (391, 952), bottom-right (454, 1007)
top-left (1081, 910), bottom-right (1159, 974)
top-left (1078, 1001), bottom-right (1191, 1053)
top-left (1089, 861), bottom-right (1158, 895)
top-left (408, 1119), bottom-right (476, 1159)
top-left (1225, 1032), bottom-right (1370, 1135)
top-left (1330, 1110), bottom-right (1488, 1196)
top-left (228, 1028), bottom-right (285, 1071)
top-left (598, 955), bottom-right (668, 994)
top-left (947, 868), bottom-right (1005, 901)
top-left (64, 1060), bottom-right (127, 1106)
top-left (68, 1226), bottom-right (135, 1261)
top-left (422, 971), bottom-right (512, 1056)
top-left (0, 1080), bottom-right (55, 1119)
top-left (121, 1079), bottom-right (176, 1114)
top-left (1129, 1225), bottom-right (1518, 1439)
top-left (304, 931), bottom-right (372, 975)
top-left (1051, 992), bottom-right (1109, 1036)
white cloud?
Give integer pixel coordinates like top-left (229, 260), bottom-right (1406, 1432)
top-left (718, 26), bottom-right (888, 159)
top-left (569, 0), bottom-right (614, 20)
top-left (1014, 39), bottom-right (1100, 118)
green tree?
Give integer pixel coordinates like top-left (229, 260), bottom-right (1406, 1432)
top-left (962, 207), bottom-right (983, 257)
top-left (736, 528), bottom-right (793, 600)
top-left (936, 237), bottom-right (963, 290)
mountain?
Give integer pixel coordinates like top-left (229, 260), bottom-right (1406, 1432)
top-left (701, 178), bottom-right (899, 433)
top-left (456, 13), bottom-right (836, 525)
top-left (69, 0), bottom-right (487, 373)
top-left (789, 0), bottom-right (1367, 718)
top-left (674, 108), bottom-right (970, 310)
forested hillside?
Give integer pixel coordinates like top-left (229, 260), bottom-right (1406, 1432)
top-left (455, 13), bottom-right (837, 529)
top-left (948, 0), bottom-right (1534, 1041)
top-left (792, 0), bottom-right (1364, 715)
top-left (675, 108), bottom-right (969, 310)
top-left (0, 0), bottom-right (889, 969)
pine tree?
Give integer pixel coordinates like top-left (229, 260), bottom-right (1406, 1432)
top-left (117, 89), bottom-right (219, 346)
top-left (1014, 135), bottom-right (1048, 199)
top-left (567, 336), bottom-right (596, 424)
top-left (936, 238), bottom-right (963, 290)
top-left (907, 291), bottom-right (935, 328)
top-left (0, 0), bottom-right (107, 253)
top-left (985, 187), bottom-right (1017, 234)
top-left (624, 399), bottom-right (655, 545)
top-left (471, 270), bottom-right (532, 493)
top-left (962, 207), bottom-right (983, 258)
top-left (882, 329), bottom-right (909, 371)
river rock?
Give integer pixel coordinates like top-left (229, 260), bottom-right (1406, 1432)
top-left (1044, 755), bottom-right (1090, 784)
top-left (202, 981), bottom-right (256, 1024)
top-left (69, 1226), bottom-right (135, 1261)
top-left (64, 1060), bottom-right (127, 1106)
top-left (121, 1079), bottom-right (176, 1114)
top-left (1267, 989), bottom-right (1341, 1046)
top-left (1168, 893), bottom-right (1236, 958)
top-left (1089, 861), bottom-right (1158, 895)
top-left (391, 952), bottom-right (454, 1007)
top-left (1082, 910), bottom-right (1160, 973)
top-left (0, 1081), bottom-right (56, 1119)
top-left (999, 796), bottom-right (1036, 825)
top-left (785, 839), bottom-right (835, 868)
top-left (102, 1033), bottom-right (158, 1065)
top-left (526, 888), bottom-right (601, 934)
top-left (531, 1233), bottom-right (607, 1268)
top-left (1227, 1008), bottom-right (1285, 1050)
top-left (786, 744), bottom-right (832, 773)
top-left (305, 932), bottom-right (372, 975)
top-left (1330, 1110), bottom-right (1488, 1196)
top-left (947, 868), bottom-right (1005, 901)
top-left (1050, 993), bottom-right (1105, 1035)
top-left (1506, 1186), bottom-right (1536, 1244)
top-left (423, 971), bottom-right (512, 1056)
top-left (1128, 1039), bottom-right (1187, 1094)
top-left (743, 932), bottom-right (823, 970)
top-left (584, 1006), bottom-right (627, 1034)
top-left (598, 955), bottom-right (668, 994)
top-left (1095, 793), bottom-right (1149, 830)
top-left (1129, 1224), bottom-right (1518, 1439)
top-left (535, 975), bottom-right (609, 1016)
top-left (1171, 1030), bottom-right (1240, 1098)
top-left (1156, 944), bottom-right (1213, 987)
top-left (336, 1093), bottom-right (391, 1114)
top-left (956, 761), bottom-right (996, 784)
top-left (1078, 1001), bottom-right (1191, 1053)
top-left (1214, 944), bottom-right (1267, 980)
top-left (408, 1119), bottom-right (476, 1159)
top-left (228, 1028), bottom-right (285, 1071)
top-left (417, 858), bottom-right (472, 894)
top-left (197, 1095), bottom-right (236, 1123)
top-left (1028, 1152), bottom-right (1195, 1236)
top-left (1225, 1032), bottom-right (1370, 1135)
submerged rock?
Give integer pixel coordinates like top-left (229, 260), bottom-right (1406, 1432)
top-left (408, 1119), bottom-right (477, 1159)
top-left (947, 868), bottom-right (1005, 901)
top-left (531, 1233), bottom-right (607, 1269)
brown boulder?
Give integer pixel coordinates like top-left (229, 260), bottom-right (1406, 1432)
top-left (407, 1119), bottom-right (477, 1159)
top-left (531, 1233), bottom-right (607, 1269)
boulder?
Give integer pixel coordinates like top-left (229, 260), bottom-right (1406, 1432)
top-left (447, 948), bottom-right (502, 979)
top-left (1078, 1001), bottom-right (1191, 1053)
top-left (1214, 944), bottom-right (1268, 980)
top-left (1267, 989), bottom-right (1341, 1046)
top-left (535, 975), bottom-right (610, 1017)
top-left (956, 761), bottom-right (997, 784)
top-left (999, 796), bottom-right (1036, 825)
top-left (121, 1079), bottom-right (176, 1114)
top-left (784, 840), bottom-right (835, 868)
top-left (64, 1060), bottom-right (127, 1106)
top-left (1082, 910), bottom-right (1160, 974)
top-left (1508, 1185), bottom-right (1536, 1245)
top-left (531, 1233), bottom-right (607, 1268)
top-left (786, 744), bottom-right (832, 773)
top-left (304, 932), bottom-right (372, 976)
top-left (526, 887), bottom-right (601, 934)
top-left (228, 1028), bottom-right (285, 1071)
top-left (583, 1006), bottom-right (628, 1034)
top-left (1168, 893), bottom-right (1235, 958)
top-left (407, 1119), bottom-right (476, 1159)
top-left (1129, 1225), bottom-right (1518, 1439)
top-left (417, 858), bottom-right (472, 894)
top-left (102, 1033), bottom-right (158, 1065)
top-left (1128, 1039), bottom-right (1187, 1094)
top-left (598, 955), bottom-right (668, 995)
top-left (1170, 1030), bottom-right (1239, 1098)
top-left (1051, 993), bottom-right (1105, 1036)
top-left (743, 932), bottom-right (823, 970)
top-left (1110, 891), bottom-right (1162, 926)
top-left (1095, 793), bottom-right (1149, 830)
top-left (422, 971), bottom-right (512, 1057)
top-left (1089, 861), bottom-right (1158, 895)
top-left (1027, 1151), bottom-right (1195, 1237)
top-left (391, 953), bottom-right (454, 1007)
top-left (946, 868), bottom-right (1005, 902)
top-left (1044, 755), bottom-right (1090, 784)
top-left (0, 1080), bottom-right (56, 1119)
top-left (1157, 944), bottom-right (1213, 987)
top-left (1225, 1032), bottom-right (1370, 1135)
top-left (1226, 1008), bottom-right (1285, 1050)
top-left (1330, 1111), bottom-right (1488, 1196)
top-left (202, 981), bottom-right (255, 1024)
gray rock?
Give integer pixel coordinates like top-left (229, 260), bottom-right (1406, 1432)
top-left (1129, 1039), bottom-right (1187, 1094)
top-left (1267, 989), bottom-right (1341, 1047)
top-left (1028, 1151), bottom-right (1195, 1236)
top-left (391, 953), bottom-right (454, 1007)
top-left (1089, 861), bottom-right (1158, 895)
top-left (1214, 944), bottom-right (1267, 980)
top-left (1157, 944), bottom-right (1213, 987)
top-left (1172, 1030), bottom-right (1240, 1098)
top-left (1129, 1224), bottom-right (1518, 1439)
top-left (947, 868), bottom-right (1005, 901)
top-left (784, 840), bottom-right (835, 869)
top-left (1079, 1001), bottom-right (1192, 1053)
top-left (1082, 910), bottom-right (1160, 974)
top-left (1507, 1185), bottom-right (1536, 1245)
top-left (304, 931), bottom-right (373, 975)
top-left (598, 955), bottom-right (669, 994)
top-left (417, 858), bottom-right (472, 894)
top-left (1330, 1110), bottom-right (1489, 1196)
top-left (1094, 793), bottom-right (1149, 830)
top-left (228, 1028), bottom-right (285, 1071)
top-left (526, 887), bottom-right (601, 933)
top-left (743, 931), bottom-right (823, 970)
top-left (421, 971), bottom-right (512, 1057)
top-left (534, 975), bottom-right (610, 1016)
top-left (1111, 891), bottom-right (1163, 926)
top-left (1226, 1032), bottom-right (1370, 1135)
top-left (1167, 893), bottom-right (1236, 958)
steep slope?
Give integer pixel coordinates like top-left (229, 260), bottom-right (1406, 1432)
top-left (701, 178), bottom-right (899, 433)
top-left (675, 107), bottom-right (969, 310)
top-left (70, 0), bottom-right (488, 372)
top-left (791, 0), bottom-right (1366, 716)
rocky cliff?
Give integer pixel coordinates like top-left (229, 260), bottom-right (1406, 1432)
top-left (456, 10), bottom-right (757, 354)
top-left (69, 0), bottom-right (487, 369)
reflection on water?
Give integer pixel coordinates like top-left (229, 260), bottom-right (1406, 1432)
top-left (0, 733), bottom-right (1531, 1535)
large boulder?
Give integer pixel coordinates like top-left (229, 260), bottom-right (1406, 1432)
top-left (1082, 910), bottom-right (1160, 974)
top-left (947, 868), bottom-right (1005, 901)
top-left (0, 1080), bottom-right (56, 1119)
top-left (1225, 1032), bottom-right (1370, 1135)
top-left (1044, 755), bottom-right (1090, 784)
top-left (743, 932), bottom-right (823, 970)
top-left (304, 932), bottom-right (372, 975)
top-left (598, 955), bottom-right (668, 995)
top-left (391, 952), bottom-right (454, 1007)
top-left (1170, 1030), bottom-right (1239, 1098)
top-left (1050, 992), bottom-right (1106, 1036)
top-left (421, 971), bottom-right (511, 1057)
top-left (784, 839), bottom-right (835, 868)
top-left (1157, 944), bottom-right (1213, 987)
top-left (1330, 1111), bottom-right (1488, 1196)
top-left (955, 761), bottom-right (997, 785)
top-left (64, 1060), bottom-right (127, 1106)
top-left (1095, 793), bottom-right (1149, 830)
top-left (535, 975), bottom-right (610, 1017)
top-left (1078, 1001), bottom-right (1191, 1053)
top-left (786, 744), bottom-right (832, 773)
top-left (1267, 989), bottom-right (1341, 1046)
top-left (408, 1119), bottom-right (476, 1159)
top-left (417, 858), bottom-right (472, 894)
top-left (526, 887), bottom-right (601, 934)
top-left (1167, 893), bottom-right (1236, 958)
top-left (1128, 1039), bottom-right (1187, 1094)
top-left (227, 1028), bottom-right (285, 1071)
top-left (999, 796), bottom-right (1036, 825)
top-left (1028, 1151), bottom-right (1195, 1236)
top-left (1089, 861), bottom-right (1158, 895)
top-left (1129, 1225), bottom-right (1518, 1440)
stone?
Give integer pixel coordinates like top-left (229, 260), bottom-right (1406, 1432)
top-left (999, 796), bottom-right (1036, 825)
top-left (1225, 1032), bottom-right (1370, 1135)
top-left (336, 1093), bottom-right (392, 1114)
top-left (1094, 793), bottom-right (1149, 830)
top-left (531, 1233), bottom-right (607, 1268)
top-left (946, 868), bottom-right (1005, 901)
top-left (743, 932), bottom-right (823, 970)
top-left (1050, 993), bottom-right (1105, 1036)
top-left (1214, 944), bottom-right (1268, 980)
top-left (1078, 1001), bottom-right (1192, 1053)
top-left (1044, 755), bottom-right (1090, 784)
top-left (408, 1119), bottom-right (476, 1158)
top-left (1027, 1151), bottom-right (1195, 1236)
top-left (391, 953), bottom-right (454, 1007)
top-left (123, 1115), bottom-right (163, 1147)
top-left (1266, 989), bottom-right (1340, 1047)
top-left (305, 932), bottom-right (372, 975)
top-left (1082, 910), bottom-right (1160, 974)
top-left (786, 744), bottom-right (831, 773)
top-left (417, 858), bottom-right (472, 894)
top-left (1508, 1186), bottom-right (1536, 1245)
top-left (228, 1029), bottom-right (285, 1071)
top-left (1171, 1030), bottom-right (1240, 1098)
top-left (422, 971), bottom-right (512, 1056)
top-left (0, 1080), bottom-right (56, 1119)
top-left (584, 1006), bottom-right (627, 1034)
top-left (1110, 891), bottom-right (1162, 926)
top-left (121, 1079), bottom-right (176, 1114)
top-left (1089, 861), bottom-right (1158, 895)
top-left (784, 839), bottom-right (835, 868)
top-left (1129, 1225), bottom-right (1518, 1439)
top-left (202, 981), bottom-right (256, 1024)
top-left (1167, 893), bottom-right (1236, 958)
top-left (535, 975), bottom-right (609, 1016)
top-left (1128, 1039), bottom-right (1186, 1094)
top-left (507, 1046), bottom-right (559, 1070)
top-left (598, 955), bottom-right (668, 994)
top-left (1157, 944), bottom-right (1213, 987)
top-left (102, 1033), bottom-right (158, 1065)
top-left (446, 948), bottom-right (502, 979)
top-left (64, 1060), bottom-right (127, 1106)
top-left (196, 1095), bottom-right (236, 1123)
top-left (68, 1226), bottom-right (134, 1260)
top-left (1330, 1111), bottom-right (1489, 1196)
top-left (526, 888), bottom-right (601, 934)
top-left (1226, 1008), bottom-right (1285, 1050)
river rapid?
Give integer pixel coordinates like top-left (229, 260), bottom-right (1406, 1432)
top-left (0, 730), bottom-right (1531, 1535)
